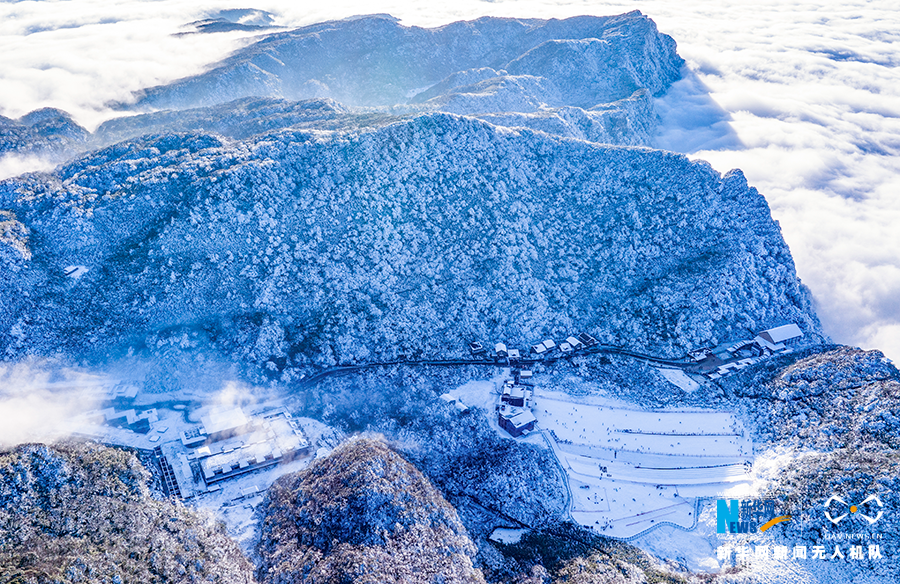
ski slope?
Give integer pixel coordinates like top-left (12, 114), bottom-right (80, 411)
top-left (532, 388), bottom-right (753, 538)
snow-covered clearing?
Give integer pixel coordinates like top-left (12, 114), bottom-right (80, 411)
top-left (532, 388), bottom-right (753, 538)
top-left (655, 367), bottom-right (702, 392)
top-left (447, 370), bottom-right (756, 540)
top-left (442, 369), bottom-right (547, 446)
top-left (488, 528), bottom-right (529, 545)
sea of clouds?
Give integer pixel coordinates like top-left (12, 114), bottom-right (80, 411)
top-left (1, 0), bottom-right (897, 362)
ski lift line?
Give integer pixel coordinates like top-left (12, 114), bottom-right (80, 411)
top-left (616, 429), bottom-right (739, 437)
top-left (604, 496), bottom-right (709, 542)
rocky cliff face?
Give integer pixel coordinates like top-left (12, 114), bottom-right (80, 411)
top-left (255, 437), bottom-right (485, 584)
top-left (0, 442), bottom-right (254, 583)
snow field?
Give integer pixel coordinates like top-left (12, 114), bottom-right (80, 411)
top-left (534, 390), bottom-right (750, 458)
top-left (444, 376), bottom-right (754, 539)
top-left (532, 389), bottom-right (753, 538)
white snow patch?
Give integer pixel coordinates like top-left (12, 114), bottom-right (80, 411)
top-left (64, 265), bottom-right (89, 278)
top-left (446, 369), bottom-right (545, 445)
top-left (488, 528), bottom-right (528, 544)
top-left (655, 367), bottom-right (701, 392)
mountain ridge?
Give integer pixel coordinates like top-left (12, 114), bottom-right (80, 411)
top-left (1, 112), bottom-right (821, 371)
top-left (130, 12), bottom-right (683, 112)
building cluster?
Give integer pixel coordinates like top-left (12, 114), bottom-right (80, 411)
top-left (158, 406), bottom-right (309, 500)
top-left (470, 332), bottom-right (598, 362)
top-left (687, 324), bottom-right (804, 380)
top-left (87, 384), bottom-right (158, 436)
top-left (496, 370), bottom-right (537, 437)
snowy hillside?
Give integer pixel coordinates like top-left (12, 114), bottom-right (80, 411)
top-left (94, 12), bottom-right (683, 150)
top-left (0, 113), bottom-right (820, 370)
top-left (0, 442), bottom-right (254, 583)
top-left (132, 13), bottom-right (682, 112)
top-left (256, 437), bottom-right (485, 583)
top-left (0, 108), bottom-right (89, 158)
top-left (0, 12), bottom-right (686, 182)
top-left (4, 8), bottom-right (899, 584)
top-left (0, 10), bottom-right (689, 180)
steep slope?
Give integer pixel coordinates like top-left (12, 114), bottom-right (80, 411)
top-left (0, 211), bottom-right (47, 358)
top-left (0, 113), bottom-right (821, 370)
top-left (132, 13), bottom-right (682, 112)
top-left (1, 12), bottom-right (684, 169)
top-left (255, 436), bottom-right (485, 584)
top-left (0, 442), bottom-right (254, 583)
top-left (725, 347), bottom-right (900, 451)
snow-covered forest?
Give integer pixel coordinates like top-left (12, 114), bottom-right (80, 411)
top-left (2, 113), bottom-right (820, 371)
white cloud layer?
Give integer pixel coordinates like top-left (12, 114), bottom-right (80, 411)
top-left (0, 361), bottom-right (105, 447)
top-left (1, 0), bottom-right (897, 362)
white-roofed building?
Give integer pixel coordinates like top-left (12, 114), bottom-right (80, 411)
top-left (565, 336), bottom-right (583, 350)
top-left (758, 324), bottom-right (803, 344)
top-left (499, 410), bottom-right (537, 437)
top-left (201, 407), bottom-right (250, 442)
top-left (508, 386), bottom-right (526, 407)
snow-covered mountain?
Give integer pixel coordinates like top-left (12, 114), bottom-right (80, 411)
top-left (3, 9), bottom-right (899, 584)
top-left (131, 13), bottom-right (682, 112)
top-left (0, 108), bottom-right (89, 158)
top-left (0, 442), bottom-right (254, 582)
top-left (256, 437), bottom-right (485, 583)
top-left (96, 12), bottom-right (683, 150)
top-left (1, 112), bottom-right (820, 370)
